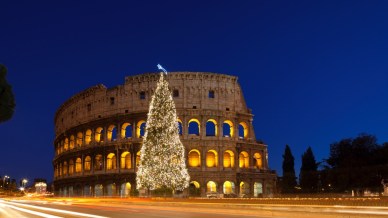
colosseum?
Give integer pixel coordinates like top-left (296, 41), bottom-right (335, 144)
top-left (53, 72), bottom-right (277, 197)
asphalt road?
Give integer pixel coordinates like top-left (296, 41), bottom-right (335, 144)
top-left (2, 198), bottom-right (388, 218)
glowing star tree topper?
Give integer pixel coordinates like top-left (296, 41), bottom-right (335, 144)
top-left (136, 65), bottom-right (190, 192)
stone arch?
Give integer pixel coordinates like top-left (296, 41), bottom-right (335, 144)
top-left (177, 118), bottom-right (183, 135)
top-left (223, 120), bottom-right (234, 137)
top-left (85, 129), bottom-right (92, 145)
top-left (63, 161), bottom-right (68, 176)
top-left (223, 150), bottom-right (235, 168)
top-left (121, 122), bottom-right (132, 138)
top-left (84, 156), bottom-right (91, 171)
top-left (106, 183), bottom-right (116, 196)
top-left (253, 152), bottom-right (263, 169)
top-left (239, 151), bottom-right (249, 168)
top-left (223, 181), bottom-right (235, 194)
top-left (75, 157), bottom-right (82, 173)
top-left (188, 118), bottom-right (200, 136)
top-left (136, 120), bottom-right (146, 138)
top-left (120, 182), bottom-right (131, 197)
top-left (206, 150), bottom-right (218, 167)
top-left (120, 151), bottom-right (131, 169)
top-left (107, 125), bottom-right (117, 141)
top-left (240, 181), bottom-right (250, 196)
top-left (94, 154), bottom-right (103, 171)
top-left (238, 122), bottom-right (249, 139)
top-left (206, 181), bottom-right (217, 192)
top-left (107, 153), bottom-right (117, 170)
top-left (206, 119), bottom-right (217, 136)
top-left (254, 182), bottom-right (263, 197)
top-left (69, 159), bottom-right (74, 175)
top-left (95, 127), bottom-right (104, 142)
top-left (70, 135), bottom-right (75, 149)
top-left (188, 149), bottom-right (201, 167)
top-left (189, 181), bottom-right (201, 196)
top-left (76, 132), bottom-right (83, 147)
top-left (94, 184), bottom-right (103, 197)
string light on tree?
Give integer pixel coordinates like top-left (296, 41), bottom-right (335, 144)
top-left (136, 64), bottom-right (190, 193)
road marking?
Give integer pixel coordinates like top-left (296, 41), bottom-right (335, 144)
top-left (0, 200), bottom-right (110, 218)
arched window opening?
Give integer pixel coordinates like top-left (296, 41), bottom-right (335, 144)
top-left (94, 155), bottom-right (103, 171)
top-left (177, 119), bottom-right (183, 135)
top-left (189, 181), bottom-right (201, 196)
top-left (107, 153), bottom-right (117, 170)
top-left (94, 184), bottom-right (103, 197)
top-left (223, 181), bottom-right (235, 194)
top-left (69, 159), bottom-right (74, 175)
top-left (59, 163), bottom-right (63, 176)
top-left (75, 158), bottom-right (82, 173)
top-left (84, 156), bottom-right (91, 171)
top-left (95, 127), bottom-right (104, 143)
top-left (120, 151), bottom-right (131, 169)
top-left (253, 153), bottom-right (263, 169)
top-left (206, 150), bottom-right (218, 168)
top-left (64, 138), bottom-right (69, 151)
top-left (206, 181), bottom-right (217, 192)
top-left (188, 149), bottom-right (201, 167)
top-left (254, 182), bottom-right (263, 197)
top-left (223, 150), bottom-right (235, 168)
top-left (223, 120), bottom-right (234, 137)
top-left (238, 122), bottom-right (248, 139)
top-left (70, 135), bottom-right (75, 150)
top-left (107, 125), bottom-right (117, 142)
top-left (188, 118), bottom-right (200, 136)
top-left (121, 123), bottom-right (132, 138)
top-left (136, 151), bottom-right (141, 167)
top-left (76, 132), bottom-right (83, 147)
top-left (120, 182), bottom-right (131, 197)
top-left (206, 119), bottom-right (217, 136)
top-left (240, 182), bottom-right (250, 196)
top-left (136, 120), bottom-right (146, 138)
top-left (85, 129), bottom-right (92, 145)
top-left (239, 151), bottom-right (249, 168)
top-left (106, 183), bottom-right (116, 196)
top-left (63, 161), bottom-right (68, 175)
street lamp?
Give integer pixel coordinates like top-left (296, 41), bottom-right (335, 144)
top-left (3, 175), bottom-right (9, 189)
top-left (21, 179), bottom-right (28, 191)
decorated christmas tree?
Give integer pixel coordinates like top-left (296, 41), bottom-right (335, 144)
top-left (136, 66), bottom-right (190, 193)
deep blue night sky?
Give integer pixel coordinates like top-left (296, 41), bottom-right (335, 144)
top-left (1, 0), bottom-right (388, 183)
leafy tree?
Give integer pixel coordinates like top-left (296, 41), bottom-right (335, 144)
top-left (281, 145), bottom-right (297, 193)
top-left (299, 146), bottom-right (318, 193)
top-left (136, 72), bottom-right (190, 193)
top-left (0, 64), bottom-right (15, 123)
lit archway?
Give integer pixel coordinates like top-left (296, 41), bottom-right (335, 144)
top-left (223, 150), bottom-right (235, 168)
top-left (70, 135), bottom-right (75, 149)
top-left (207, 181), bottom-right (217, 192)
top-left (206, 150), bottom-right (218, 167)
top-left (75, 158), bottom-right (82, 173)
top-left (189, 181), bottom-right (201, 196)
top-left (206, 119), bottom-right (217, 136)
top-left (63, 161), bottom-right (68, 175)
top-left (121, 123), bottom-right (132, 138)
top-left (238, 122), bottom-right (249, 139)
top-left (120, 151), bottom-right (131, 169)
top-left (64, 138), bottom-right (69, 151)
top-left (223, 120), bottom-right (234, 137)
top-left (254, 182), bottom-right (263, 197)
top-left (107, 153), bottom-right (117, 170)
top-left (188, 149), bottom-right (201, 167)
top-left (253, 152), bottom-right (262, 169)
top-left (240, 182), bottom-right (250, 196)
top-left (95, 127), bottom-right (104, 142)
top-left (76, 132), bottom-right (83, 147)
top-left (85, 129), bottom-right (92, 145)
top-left (94, 154), bottom-right (103, 171)
top-left (107, 125), bottom-right (117, 141)
top-left (188, 118), bottom-right (200, 136)
top-left (120, 182), bottom-right (131, 197)
top-left (239, 151), bottom-right (249, 168)
top-left (136, 120), bottom-right (146, 138)
top-left (69, 159), bottom-right (74, 175)
top-left (223, 181), bottom-right (235, 194)
top-left (84, 156), bottom-right (91, 171)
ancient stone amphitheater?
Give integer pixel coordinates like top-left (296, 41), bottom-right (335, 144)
top-left (53, 72), bottom-right (277, 197)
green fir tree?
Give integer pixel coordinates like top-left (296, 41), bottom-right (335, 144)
top-left (136, 71), bottom-right (190, 192)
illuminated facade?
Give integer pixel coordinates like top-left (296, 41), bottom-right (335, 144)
top-left (53, 72), bottom-right (277, 197)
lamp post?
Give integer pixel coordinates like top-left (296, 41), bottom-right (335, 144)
top-left (3, 175), bottom-right (9, 189)
top-left (21, 179), bottom-right (28, 191)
